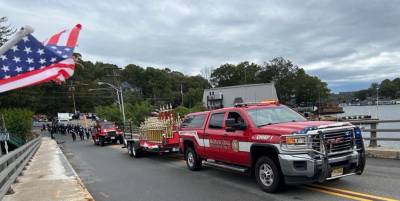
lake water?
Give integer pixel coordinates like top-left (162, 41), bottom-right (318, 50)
top-left (337, 105), bottom-right (400, 148)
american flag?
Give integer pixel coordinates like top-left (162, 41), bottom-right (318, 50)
top-left (0, 24), bottom-right (82, 93)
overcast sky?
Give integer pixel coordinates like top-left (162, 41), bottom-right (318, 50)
top-left (1, 0), bottom-right (400, 92)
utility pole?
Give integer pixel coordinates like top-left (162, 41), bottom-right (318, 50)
top-left (376, 87), bottom-right (379, 119)
top-left (69, 81), bottom-right (77, 113)
top-left (181, 84), bottom-right (184, 106)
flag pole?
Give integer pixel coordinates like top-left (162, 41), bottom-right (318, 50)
top-left (0, 25), bottom-right (34, 55)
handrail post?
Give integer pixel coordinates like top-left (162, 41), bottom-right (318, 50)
top-left (369, 122), bottom-right (378, 147)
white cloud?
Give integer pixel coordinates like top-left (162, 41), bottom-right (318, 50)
top-left (1, 0), bottom-right (400, 91)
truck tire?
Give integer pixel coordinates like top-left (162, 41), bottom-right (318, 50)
top-left (100, 137), bottom-right (105, 146)
top-left (255, 156), bottom-right (283, 193)
top-left (185, 147), bottom-right (202, 171)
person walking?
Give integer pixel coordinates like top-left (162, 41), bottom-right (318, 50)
top-left (85, 128), bottom-right (90, 140)
top-left (50, 125), bottom-right (55, 139)
top-left (71, 127), bottom-right (77, 142)
top-left (79, 126), bottom-right (84, 141)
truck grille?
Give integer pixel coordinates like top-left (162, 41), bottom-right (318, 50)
top-left (107, 131), bottom-right (117, 137)
top-left (312, 129), bottom-right (354, 155)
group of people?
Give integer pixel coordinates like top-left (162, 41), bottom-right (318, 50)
top-left (42, 123), bottom-right (92, 141)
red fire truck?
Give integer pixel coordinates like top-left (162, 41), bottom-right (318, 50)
top-left (179, 101), bottom-right (366, 193)
top-left (92, 121), bottom-right (124, 146)
top-left (123, 105), bottom-right (181, 157)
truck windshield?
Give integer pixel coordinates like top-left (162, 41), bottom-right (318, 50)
top-left (247, 106), bottom-right (306, 127)
top-left (100, 123), bottom-right (114, 129)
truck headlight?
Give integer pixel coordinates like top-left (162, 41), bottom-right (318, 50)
top-left (280, 135), bottom-right (311, 152)
top-left (285, 136), bottom-right (307, 145)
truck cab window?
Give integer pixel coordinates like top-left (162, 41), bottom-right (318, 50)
top-left (208, 113), bottom-right (224, 129)
top-left (181, 115), bottom-right (206, 128)
top-left (227, 112), bottom-right (246, 126)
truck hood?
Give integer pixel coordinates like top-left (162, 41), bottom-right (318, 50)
top-left (256, 121), bottom-right (349, 135)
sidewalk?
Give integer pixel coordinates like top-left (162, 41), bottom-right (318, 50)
top-left (3, 137), bottom-right (94, 201)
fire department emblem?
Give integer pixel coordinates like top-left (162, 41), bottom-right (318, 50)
top-left (232, 140), bottom-right (239, 152)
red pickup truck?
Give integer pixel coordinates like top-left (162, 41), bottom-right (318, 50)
top-left (92, 121), bottom-right (124, 146)
top-left (179, 101), bottom-right (365, 193)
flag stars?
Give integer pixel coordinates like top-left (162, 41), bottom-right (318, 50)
top-left (37, 48), bottom-right (44, 55)
top-left (50, 57), bottom-right (57, 62)
top-left (56, 50), bottom-right (62, 54)
top-left (22, 36), bottom-right (29, 42)
top-left (2, 65), bottom-right (9, 72)
top-left (39, 58), bottom-right (46, 64)
top-left (24, 47), bottom-right (32, 54)
top-left (0, 55), bottom-right (6, 60)
top-left (13, 56), bottom-right (21, 63)
top-left (4, 75), bottom-right (10, 79)
top-left (28, 67), bottom-right (35, 71)
top-left (11, 45), bottom-right (19, 52)
top-left (15, 67), bottom-right (22, 73)
top-left (62, 55), bottom-right (68, 58)
top-left (26, 58), bottom-right (34, 64)
top-left (64, 48), bottom-right (71, 51)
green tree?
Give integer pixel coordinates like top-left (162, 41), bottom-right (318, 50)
top-left (379, 79), bottom-right (397, 98)
top-left (1, 108), bottom-right (33, 140)
top-left (0, 17), bottom-right (16, 46)
top-left (95, 105), bottom-right (122, 125)
top-left (183, 88), bottom-right (203, 108)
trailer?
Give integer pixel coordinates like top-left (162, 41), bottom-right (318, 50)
top-left (123, 105), bottom-right (181, 158)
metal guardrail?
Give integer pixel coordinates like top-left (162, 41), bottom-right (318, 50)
top-left (348, 120), bottom-right (400, 147)
top-left (0, 137), bottom-right (41, 199)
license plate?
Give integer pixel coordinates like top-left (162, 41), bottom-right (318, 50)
top-left (111, 137), bottom-right (115, 140)
top-left (331, 168), bottom-right (343, 177)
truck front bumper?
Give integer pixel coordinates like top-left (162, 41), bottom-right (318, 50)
top-left (278, 151), bottom-right (363, 184)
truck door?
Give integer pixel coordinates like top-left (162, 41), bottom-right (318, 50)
top-left (204, 112), bottom-right (226, 160)
top-left (223, 111), bottom-right (251, 166)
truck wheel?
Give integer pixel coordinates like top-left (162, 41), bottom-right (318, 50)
top-left (185, 147), bottom-right (201, 171)
top-left (100, 138), bottom-right (105, 146)
top-left (128, 142), bottom-right (141, 158)
top-left (255, 156), bottom-right (283, 193)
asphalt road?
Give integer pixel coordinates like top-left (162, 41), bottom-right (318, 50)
top-left (53, 133), bottom-right (400, 201)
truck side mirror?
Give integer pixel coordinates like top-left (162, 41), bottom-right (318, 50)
top-left (225, 118), bottom-right (236, 132)
top-left (226, 118), bottom-right (247, 132)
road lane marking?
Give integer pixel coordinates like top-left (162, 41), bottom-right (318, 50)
top-left (303, 186), bottom-right (373, 201)
top-left (307, 184), bottom-right (400, 201)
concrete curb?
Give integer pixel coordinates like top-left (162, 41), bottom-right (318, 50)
top-left (57, 142), bottom-right (95, 201)
top-left (366, 148), bottom-right (400, 160)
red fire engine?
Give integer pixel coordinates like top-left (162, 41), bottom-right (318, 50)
top-left (123, 105), bottom-right (181, 157)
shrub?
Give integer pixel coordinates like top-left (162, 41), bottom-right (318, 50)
top-left (0, 108), bottom-right (33, 141)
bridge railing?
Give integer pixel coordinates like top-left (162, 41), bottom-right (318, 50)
top-left (347, 120), bottom-right (400, 147)
top-left (0, 137), bottom-right (41, 199)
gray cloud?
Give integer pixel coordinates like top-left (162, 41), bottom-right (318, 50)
top-left (1, 0), bottom-right (400, 92)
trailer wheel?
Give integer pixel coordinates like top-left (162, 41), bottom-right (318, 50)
top-left (185, 147), bottom-right (201, 171)
top-left (128, 142), bottom-right (141, 158)
top-left (255, 156), bottom-right (283, 193)
top-left (128, 142), bottom-right (134, 157)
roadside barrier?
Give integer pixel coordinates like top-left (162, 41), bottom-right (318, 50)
top-left (348, 119), bottom-right (400, 147)
top-left (0, 137), bottom-right (41, 199)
